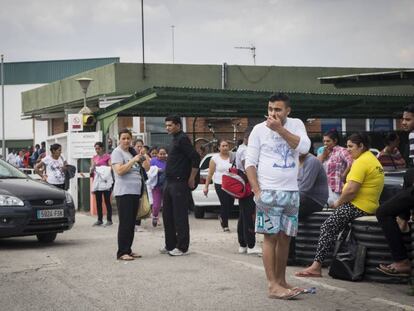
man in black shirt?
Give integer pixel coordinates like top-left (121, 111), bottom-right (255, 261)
top-left (161, 115), bottom-right (200, 256)
top-left (376, 104), bottom-right (414, 277)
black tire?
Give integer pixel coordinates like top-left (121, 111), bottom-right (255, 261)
top-left (36, 232), bottom-right (57, 243)
top-left (296, 229), bottom-right (322, 238)
top-left (193, 206), bottom-right (205, 219)
top-left (295, 210), bottom-right (334, 267)
top-left (364, 274), bottom-right (410, 285)
top-left (295, 242), bottom-right (318, 251)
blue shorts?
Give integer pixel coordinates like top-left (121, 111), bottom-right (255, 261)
top-left (254, 190), bottom-right (299, 237)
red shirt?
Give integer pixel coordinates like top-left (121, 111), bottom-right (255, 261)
top-left (23, 152), bottom-right (30, 168)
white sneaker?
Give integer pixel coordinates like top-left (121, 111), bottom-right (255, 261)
top-left (159, 247), bottom-right (169, 254)
top-left (247, 246), bottom-right (262, 255)
top-left (135, 225), bottom-right (146, 232)
top-left (238, 246), bottom-right (247, 254)
top-left (168, 248), bottom-right (187, 256)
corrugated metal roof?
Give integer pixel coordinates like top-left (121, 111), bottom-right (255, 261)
top-left (2, 57), bottom-right (120, 85)
top-left (94, 86), bottom-right (414, 124)
top-left (318, 69), bottom-right (414, 85)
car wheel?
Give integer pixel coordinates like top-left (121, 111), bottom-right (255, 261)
top-left (36, 232), bottom-right (58, 243)
top-left (194, 205), bottom-right (205, 219)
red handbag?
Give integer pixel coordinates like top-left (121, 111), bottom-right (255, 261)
top-left (221, 164), bottom-right (252, 199)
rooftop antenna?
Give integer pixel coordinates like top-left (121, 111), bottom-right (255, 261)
top-left (234, 44), bottom-right (256, 65)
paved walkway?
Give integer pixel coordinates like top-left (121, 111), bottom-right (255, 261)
top-left (0, 212), bottom-right (413, 311)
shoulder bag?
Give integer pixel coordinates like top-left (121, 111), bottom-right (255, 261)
top-left (328, 225), bottom-right (366, 281)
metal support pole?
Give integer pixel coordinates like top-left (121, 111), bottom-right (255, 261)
top-left (1, 54), bottom-right (5, 160)
top-left (192, 117), bottom-right (197, 146)
top-left (141, 0), bottom-right (146, 79)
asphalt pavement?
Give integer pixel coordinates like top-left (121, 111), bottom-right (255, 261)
top-left (0, 212), bottom-right (413, 311)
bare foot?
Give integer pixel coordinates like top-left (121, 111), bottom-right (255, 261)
top-left (268, 283), bottom-right (290, 297)
top-left (396, 217), bottom-right (410, 233)
top-left (295, 267), bottom-right (322, 278)
top-left (378, 261), bottom-right (411, 276)
top-left (280, 281), bottom-right (305, 291)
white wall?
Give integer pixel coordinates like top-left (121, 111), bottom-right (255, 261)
top-left (0, 84), bottom-right (45, 141)
top-left (34, 119), bottom-right (49, 145)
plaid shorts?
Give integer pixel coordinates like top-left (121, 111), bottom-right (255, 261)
top-left (254, 190), bottom-right (299, 237)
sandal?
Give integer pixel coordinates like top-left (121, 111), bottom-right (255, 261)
top-left (118, 254), bottom-right (134, 261)
top-left (269, 289), bottom-right (302, 300)
top-left (129, 252), bottom-right (142, 258)
top-left (377, 264), bottom-right (410, 277)
top-left (291, 287), bottom-right (306, 293)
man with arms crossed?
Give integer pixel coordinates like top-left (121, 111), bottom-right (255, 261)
top-left (246, 93), bottom-right (310, 299)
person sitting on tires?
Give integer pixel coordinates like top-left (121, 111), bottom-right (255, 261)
top-left (298, 152), bottom-right (329, 221)
top-left (295, 133), bottom-right (384, 278)
top-left (376, 105), bottom-right (414, 277)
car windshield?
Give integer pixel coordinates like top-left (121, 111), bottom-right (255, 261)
top-left (200, 156), bottom-right (212, 170)
top-left (0, 160), bottom-right (28, 178)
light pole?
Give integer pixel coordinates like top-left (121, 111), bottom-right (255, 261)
top-left (1, 54), bottom-right (5, 160)
top-left (76, 77), bottom-right (93, 114)
top-left (141, 0), bottom-right (146, 79)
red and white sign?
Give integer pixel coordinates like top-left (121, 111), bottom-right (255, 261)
top-left (68, 114), bottom-right (83, 132)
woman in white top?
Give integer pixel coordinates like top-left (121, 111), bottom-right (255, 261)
top-left (203, 139), bottom-right (235, 232)
top-left (35, 143), bottom-right (66, 189)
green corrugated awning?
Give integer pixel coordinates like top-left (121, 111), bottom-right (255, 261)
top-left (95, 86), bottom-right (414, 133)
top-left (0, 140), bottom-right (33, 149)
top-left (318, 70), bottom-right (414, 88)
top-left (3, 57), bottom-right (120, 85)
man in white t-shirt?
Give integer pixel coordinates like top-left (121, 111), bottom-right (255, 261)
top-left (6, 150), bottom-right (18, 167)
top-left (246, 93), bottom-right (310, 300)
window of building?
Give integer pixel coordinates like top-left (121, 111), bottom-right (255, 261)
top-left (145, 117), bottom-right (178, 147)
top-left (146, 117), bottom-right (166, 133)
top-left (320, 118), bottom-right (342, 133)
top-left (370, 118), bottom-right (393, 132)
top-left (346, 119), bottom-right (366, 132)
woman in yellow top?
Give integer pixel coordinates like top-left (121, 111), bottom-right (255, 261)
top-left (295, 132), bottom-right (384, 277)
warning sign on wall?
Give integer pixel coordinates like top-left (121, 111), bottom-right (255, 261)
top-left (71, 131), bottom-right (102, 158)
top-left (68, 114), bottom-right (83, 132)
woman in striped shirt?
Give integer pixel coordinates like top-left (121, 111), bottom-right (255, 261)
top-left (377, 132), bottom-right (406, 171)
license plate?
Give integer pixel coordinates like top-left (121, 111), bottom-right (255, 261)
top-left (37, 209), bottom-right (64, 219)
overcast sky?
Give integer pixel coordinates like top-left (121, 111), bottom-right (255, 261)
top-left (1, 0), bottom-right (413, 68)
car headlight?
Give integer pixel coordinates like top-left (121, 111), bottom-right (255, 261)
top-left (0, 195), bottom-right (24, 207)
top-left (65, 192), bottom-right (73, 204)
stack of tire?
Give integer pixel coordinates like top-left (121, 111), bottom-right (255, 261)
top-left (295, 210), bottom-right (335, 267)
top-left (411, 229), bottom-right (414, 294)
top-left (352, 216), bottom-right (412, 284)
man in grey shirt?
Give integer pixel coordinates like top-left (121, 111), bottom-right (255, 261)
top-left (297, 153), bottom-right (329, 221)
